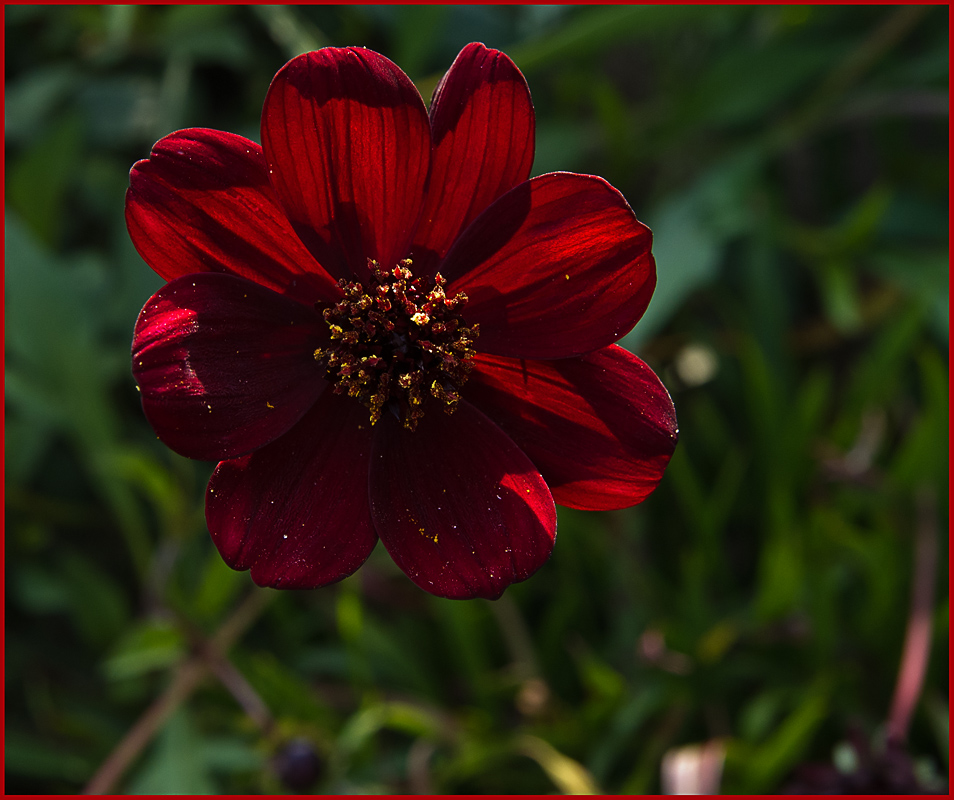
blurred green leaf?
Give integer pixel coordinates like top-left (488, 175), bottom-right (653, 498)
top-left (237, 650), bottom-right (333, 727)
top-left (75, 76), bottom-right (159, 147)
top-left (6, 114), bottom-right (83, 245)
top-left (868, 249), bottom-right (949, 337)
top-left (4, 64), bottom-right (79, 145)
top-left (9, 550), bottom-right (130, 647)
top-left (201, 737), bottom-right (264, 772)
top-left (158, 4), bottom-right (251, 66)
top-left (251, 5), bottom-right (329, 58)
top-left (165, 23), bottom-right (251, 68)
top-left (4, 417), bottom-right (55, 485)
top-left (686, 40), bottom-right (845, 129)
top-left (811, 506), bottom-right (904, 647)
top-left (888, 348), bottom-right (949, 488)
top-left (511, 5), bottom-right (740, 74)
top-left (839, 303), bottom-right (926, 434)
top-left (517, 734), bottom-right (601, 795)
top-left (104, 620), bottom-right (185, 681)
top-left (126, 709), bottom-right (217, 794)
top-left (60, 551), bottom-right (131, 646)
top-left (754, 493), bottom-right (804, 622)
top-left (361, 618), bottom-right (439, 699)
top-left (623, 153), bottom-right (762, 349)
top-left (731, 679), bottom-right (830, 793)
top-left (530, 119), bottom-right (595, 178)
top-left (5, 212), bottom-right (112, 427)
top-left (621, 194), bottom-right (720, 350)
top-left (5, 731), bottom-right (93, 783)
top-left (5, 212), bottom-right (153, 575)
top-left (296, 644), bottom-right (350, 680)
top-left (738, 690), bottom-right (786, 744)
top-left (587, 684), bottom-right (666, 782)
top-left (391, 5), bottom-right (449, 80)
top-left (335, 582), bottom-right (376, 692)
top-left (818, 261), bottom-right (863, 333)
top-left (334, 700), bottom-right (445, 778)
top-left (10, 563), bottom-right (72, 614)
top-left (879, 192), bottom-right (948, 243)
top-left (575, 646), bottom-right (626, 708)
top-left (189, 548), bottom-right (248, 626)
top-left (430, 597), bottom-right (496, 705)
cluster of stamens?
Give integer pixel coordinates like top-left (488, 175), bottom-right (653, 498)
top-left (314, 259), bottom-right (479, 431)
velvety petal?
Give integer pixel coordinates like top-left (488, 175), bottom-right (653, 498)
top-left (206, 392), bottom-right (377, 590)
top-left (467, 346), bottom-right (678, 511)
top-left (369, 401), bottom-right (556, 600)
top-left (132, 273), bottom-right (328, 461)
top-left (410, 42), bottom-right (534, 277)
top-left (126, 128), bottom-right (340, 306)
top-left (261, 48), bottom-right (431, 284)
top-left (443, 173), bottom-right (656, 359)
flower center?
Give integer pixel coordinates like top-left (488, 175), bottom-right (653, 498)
top-left (314, 259), bottom-right (479, 431)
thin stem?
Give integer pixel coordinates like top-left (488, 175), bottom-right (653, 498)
top-left (885, 486), bottom-right (938, 745)
top-left (83, 658), bottom-right (207, 795)
top-left (206, 653), bottom-right (274, 733)
top-left (486, 593), bottom-right (541, 680)
top-left (766, 5), bottom-right (930, 155)
top-left (83, 588), bottom-right (271, 795)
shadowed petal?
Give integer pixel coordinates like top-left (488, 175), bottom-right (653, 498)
top-left (443, 173), bottom-right (656, 359)
top-left (132, 273), bottom-right (328, 461)
top-left (206, 392), bottom-right (377, 589)
top-left (410, 42), bottom-right (534, 277)
top-left (369, 401), bottom-right (556, 600)
top-left (261, 48), bottom-right (431, 283)
top-left (126, 128), bottom-right (340, 305)
top-left (467, 346), bottom-right (678, 510)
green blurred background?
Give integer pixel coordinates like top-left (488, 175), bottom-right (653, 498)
top-left (5, 4), bottom-right (949, 794)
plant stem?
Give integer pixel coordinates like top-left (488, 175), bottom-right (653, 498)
top-left (82, 588), bottom-right (271, 794)
top-left (886, 486), bottom-right (938, 744)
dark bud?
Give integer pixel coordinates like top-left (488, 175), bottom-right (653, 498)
top-left (272, 737), bottom-right (323, 793)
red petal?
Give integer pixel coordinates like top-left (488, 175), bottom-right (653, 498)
top-left (369, 401), bottom-right (556, 600)
top-left (467, 346), bottom-right (678, 510)
top-left (132, 273), bottom-right (328, 461)
top-left (410, 43), bottom-right (534, 276)
top-left (206, 392), bottom-right (377, 590)
top-left (126, 129), bottom-right (340, 305)
top-left (261, 48), bottom-right (431, 283)
top-left (443, 173), bottom-right (656, 359)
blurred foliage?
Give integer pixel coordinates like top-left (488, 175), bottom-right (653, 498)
top-left (5, 4), bottom-right (948, 794)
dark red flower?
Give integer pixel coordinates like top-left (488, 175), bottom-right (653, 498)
top-left (129, 43), bottom-right (677, 600)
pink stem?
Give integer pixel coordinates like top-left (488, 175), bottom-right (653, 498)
top-left (885, 486), bottom-right (938, 744)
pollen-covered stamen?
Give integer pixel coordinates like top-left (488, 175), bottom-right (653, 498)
top-left (314, 259), bottom-right (479, 430)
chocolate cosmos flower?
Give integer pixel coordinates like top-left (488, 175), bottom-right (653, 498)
top-left (129, 43), bottom-right (678, 600)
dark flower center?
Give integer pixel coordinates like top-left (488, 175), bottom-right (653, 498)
top-left (314, 259), bottom-right (479, 431)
